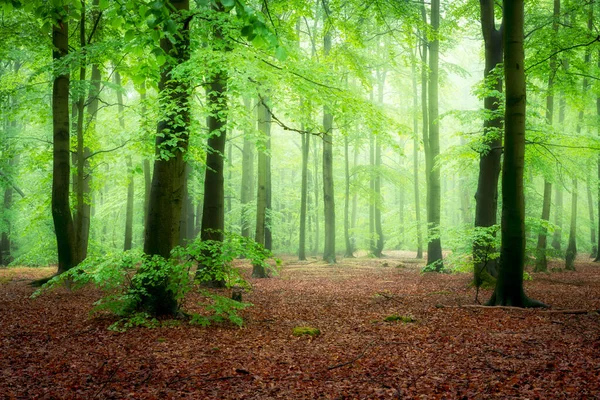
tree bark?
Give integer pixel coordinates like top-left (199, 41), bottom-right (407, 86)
top-left (52, 12), bottom-right (77, 274)
top-left (322, 2), bottom-right (336, 264)
top-left (487, 0), bottom-right (544, 308)
top-left (587, 174), bottom-right (596, 258)
top-left (474, 0), bottom-right (503, 284)
top-left (114, 71), bottom-right (134, 251)
top-left (565, 178), bottom-right (578, 270)
top-left (343, 134), bottom-right (354, 258)
top-left (374, 70), bottom-right (386, 257)
top-left (596, 46), bottom-right (600, 262)
top-left (240, 97), bottom-right (254, 239)
top-left (425, 0), bottom-right (443, 270)
top-left (299, 130), bottom-right (310, 260)
top-left (254, 97), bottom-right (270, 278)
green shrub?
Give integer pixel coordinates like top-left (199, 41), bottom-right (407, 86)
top-left (33, 232), bottom-right (276, 330)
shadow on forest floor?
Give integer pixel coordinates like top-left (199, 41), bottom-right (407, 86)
top-left (1, 254), bottom-right (599, 398)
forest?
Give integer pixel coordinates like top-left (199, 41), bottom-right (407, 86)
top-left (1, 0), bottom-right (600, 398)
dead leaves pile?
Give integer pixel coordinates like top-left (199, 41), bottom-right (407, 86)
top-left (1, 257), bottom-right (599, 399)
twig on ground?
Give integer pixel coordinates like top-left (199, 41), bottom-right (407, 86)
top-left (326, 341), bottom-right (375, 371)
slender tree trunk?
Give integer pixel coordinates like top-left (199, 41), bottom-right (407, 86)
top-left (587, 174), bottom-right (596, 257)
top-left (534, 181), bottom-right (552, 272)
top-left (565, 178), bottom-right (578, 270)
top-left (343, 134), bottom-right (354, 257)
top-left (398, 154), bottom-right (405, 250)
top-left (369, 121), bottom-right (376, 255)
top-left (374, 70), bottom-right (386, 257)
top-left (487, 0), bottom-right (544, 307)
top-left (596, 46), bottom-right (600, 262)
top-left (534, 0), bottom-right (559, 272)
top-left (240, 97), bottom-right (254, 238)
top-left (52, 11), bottom-right (77, 274)
top-left (351, 144), bottom-right (358, 252)
top-left (552, 184), bottom-right (563, 251)
top-left (425, 0), bottom-right (443, 270)
top-left (313, 138), bottom-right (320, 256)
top-left (254, 97), bottom-right (270, 277)
top-left (299, 130), bottom-right (310, 260)
top-left (265, 130), bottom-right (272, 252)
top-left (179, 163), bottom-right (192, 245)
top-left (114, 71), bottom-right (134, 251)
top-left (412, 42), bottom-right (424, 259)
top-left (474, 0), bottom-right (503, 284)
top-left (322, 2), bottom-right (335, 263)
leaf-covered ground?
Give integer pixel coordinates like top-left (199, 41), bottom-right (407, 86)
top-left (1, 253), bottom-right (599, 399)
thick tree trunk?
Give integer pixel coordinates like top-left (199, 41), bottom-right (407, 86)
top-left (143, 0), bottom-right (190, 316)
top-left (487, 0), bottom-right (544, 308)
top-left (240, 97), bottom-right (254, 239)
top-left (144, 0), bottom-right (190, 258)
top-left (565, 179), bottom-right (578, 270)
top-left (425, 0), bottom-right (443, 270)
top-left (254, 97), bottom-right (270, 278)
top-left (474, 0), bottom-right (503, 285)
top-left (52, 13), bottom-right (77, 274)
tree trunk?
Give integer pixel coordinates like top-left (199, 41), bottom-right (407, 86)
top-left (534, 0), bottom-right (559, 272)
top-left (300, 130), bottom-right (310, 260)
top-left (343, 134), bottom-right (354, 257)
top-left (254, 97), bottom-right (270, 277)
top-left (322, 3), bottom-right (336, 264)
top-left (596, 47), bottom-right (600, 262)
top-left (587, 174), bottom-right (596, 258)
top-left (534, 181), bottom-right (552, 272)
top-left (240, 97), bottom-right (254, 239)
top-left (473, 0), bottom-right (503, 285)
top-left (144, 0), bottom-right (190, 258)
top-left (179, 163), bottom-right (192, 245)
top-left (313, 138), bottom-right (320, 256)
top-left (52, 12), bottom-right (77, 274)
top-left (565, 179), bottom-right (578, 270)
top-left (425, 0), bottom-right (443, 270)
top-left (487, 0), bottom-right (544, 308)
top-left (265, 131), bottom-right (272, 252)
top-left (552, 184), bottom-right (563, 251)
top-left (114, 71), bottom-right (134, 251)
top-left (412, 40), bottom-right (424, 259)
top-left (374, 70), bottom-right (386, 257)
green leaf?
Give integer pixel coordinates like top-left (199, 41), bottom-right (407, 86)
top-left (98, 0), bottom-right (109, 11)
top-left (221, 0), bottom-right (235, 7)
top-left (275, 46), bottom-right (287, 61)
top-left (125, 29), bottom-right (136, 42)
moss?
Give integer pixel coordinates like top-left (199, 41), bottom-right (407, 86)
top-left (384, 314), bottom-right (416, 323)
top-left (293, 326), bottom-right (321, 337)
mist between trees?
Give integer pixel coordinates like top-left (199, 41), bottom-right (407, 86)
top-left (1, 0), bottom-right (599, 308)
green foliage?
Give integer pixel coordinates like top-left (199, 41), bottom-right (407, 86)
top-left (33, 232), bottom-right (275, 330)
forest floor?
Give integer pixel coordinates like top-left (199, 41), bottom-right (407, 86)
top-left (1, 253), bottom-right (600, 399)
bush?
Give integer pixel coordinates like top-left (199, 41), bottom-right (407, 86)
top-left (33, 232), bottom-right (278, 331)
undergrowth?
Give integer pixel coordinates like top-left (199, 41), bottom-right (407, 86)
top-left (32, 232), bottom-right (278, 331)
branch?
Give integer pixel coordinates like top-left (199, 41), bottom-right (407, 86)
top-left (259, 58), bottom-right (343, 92)
top-left (85, 140), bottom-right (132, 160)
top-left (326, 341), bottom-right (374, 371)
top-left (0, 170), bottom-right (25, 198)
top-left (525, 36), bottom-right (600, 72)
top-left (256, 93), bottom-right (327, 137)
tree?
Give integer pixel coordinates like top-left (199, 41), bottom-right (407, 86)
top-left (300, 129), bottom-right (311, 260)
top-left (51, 5), bottom-right (77, 274)
top-left (142, 0), bottom-right (191, 314)
top-left (240, 97), bottom-right (255, 239)
top-left (322, 0), bottom-right (336, 264)
top-left (254, 96), bottom-right (271, 277)
top-left (487, 0), bottom-right (544, 308)
top-left (425, 0), bottom-right (443, 270)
